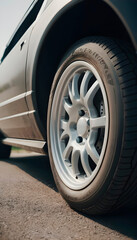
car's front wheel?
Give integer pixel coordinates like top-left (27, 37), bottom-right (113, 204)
top-left (47, 37), bottom-right (137, 214)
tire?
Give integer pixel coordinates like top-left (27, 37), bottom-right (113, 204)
top-left (0, 142), bottom-right (11, 159)
top-left (47, 37), bottom-right (137, 215)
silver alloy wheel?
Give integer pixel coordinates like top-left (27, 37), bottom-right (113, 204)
top-left (50, 61), bottom-right (109, 190)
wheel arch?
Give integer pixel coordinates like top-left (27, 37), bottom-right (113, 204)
top-left (28, 0), bottom-right (137, 135)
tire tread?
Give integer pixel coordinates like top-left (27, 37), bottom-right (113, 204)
top-left (81, 37), bottom-right (137, 214)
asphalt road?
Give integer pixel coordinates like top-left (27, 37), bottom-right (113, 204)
top-left (0, 150), bottom-right (137, 240)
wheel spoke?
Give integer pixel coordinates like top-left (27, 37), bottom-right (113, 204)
top-left (85, 139), bottom-right (99, 165)
top-left (89, 129), bottom-right (98, 145)
top-left (80, 71), bottom-right (93, 98)
top-left (68, 83), bottom-right (74, 103)
top-left (90, 116), bottom-right (106, 129)
top-left (80, 150), bottom-right (92, 177)
top-left (61, 119), bottom-right (68, 131)
top-left (60, 130), bottom-right (68, 140)
top-left (84, 80), bottom-right (99, 108)
top-left (63, 141), bottom-right (72, 160)
top-left (72, 73), bottom-right (80, 100)
top-left (63, 99), bottom-right (72, 115)
top-left (71, 149), bottom-right (80, 175)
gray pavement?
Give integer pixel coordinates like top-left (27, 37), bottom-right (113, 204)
top-left (0, 150), bottom-right (137, 240)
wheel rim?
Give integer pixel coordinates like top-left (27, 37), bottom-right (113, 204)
top-left (50, 61), bottom-right (109, 190)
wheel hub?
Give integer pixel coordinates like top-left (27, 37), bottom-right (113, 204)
top-left (77, 116), bottom-right (90, 139)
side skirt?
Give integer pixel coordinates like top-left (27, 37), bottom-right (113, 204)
top-left (2, 138), bottom-right (47, 154)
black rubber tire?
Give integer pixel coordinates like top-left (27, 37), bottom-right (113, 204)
top-left (47, 37), bottom-right (137, 215)
top-left (0, 143), bottom-right (11, 159)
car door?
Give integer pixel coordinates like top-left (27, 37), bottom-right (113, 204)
top-left (0, 0), bottom-right (44, 139)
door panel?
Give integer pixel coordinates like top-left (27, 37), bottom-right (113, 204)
top-left (0, 28), bottom-right (33, 139)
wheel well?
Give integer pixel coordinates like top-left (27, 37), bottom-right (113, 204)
top-left (35, 0), bottom-right (132, 131)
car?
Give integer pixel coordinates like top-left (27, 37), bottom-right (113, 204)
top-left (0, 0), bottom-right (137, 215)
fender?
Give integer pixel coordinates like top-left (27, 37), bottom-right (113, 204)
top-left (26, 0), bottom-right (74, 93)
top-left (25, 0), bottom-right (74, 139)
top-left (25, 0), bottom-right (137, 140)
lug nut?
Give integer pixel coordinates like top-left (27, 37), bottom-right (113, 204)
top-left (76, 136), bottom-right (83, 143)
top-left (87, 119), bottom-right (90, 126)
top-left (79, 110), bottom-right (85, 116)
